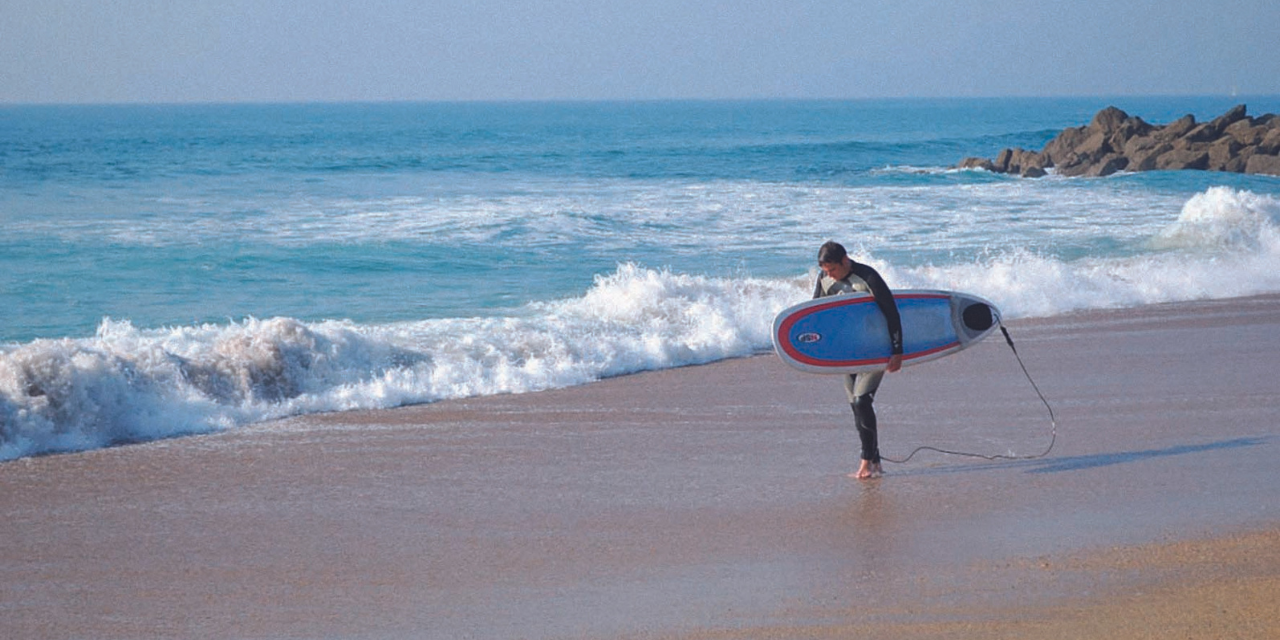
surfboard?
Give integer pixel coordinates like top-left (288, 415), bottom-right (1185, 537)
top-left (772, 289), bottom-right (1001, 374)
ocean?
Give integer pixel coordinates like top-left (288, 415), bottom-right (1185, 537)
top-left (3, 97), bottom-right (1280, 460)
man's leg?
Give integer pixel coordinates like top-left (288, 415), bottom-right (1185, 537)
top-left (845, 372), bottom-right (885, 478)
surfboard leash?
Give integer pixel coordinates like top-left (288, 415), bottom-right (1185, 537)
top-left (882, 323), bottom-right (1057, 464)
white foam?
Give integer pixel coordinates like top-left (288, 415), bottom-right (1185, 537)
top-left (0, 266), bottom-right (806, 460)
top-left (5, 187), bottom-right (1280, 461)
top-left (887, 187), bottom-right (1280, 317)
top-left (1152, 186), bottom-right (1280, 251)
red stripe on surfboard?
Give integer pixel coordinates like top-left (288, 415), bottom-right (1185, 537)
top-left (776, 293), bottom-right (954, 368)
top-left (782, 340), bottom-right (961, 369)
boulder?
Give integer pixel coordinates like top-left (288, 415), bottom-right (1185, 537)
top-left (954, 104), bottom-right (1280, 177)
top-left (1155, 148), bottom-right (1210, 171)
top-left (991, 147), bottom-right (1048, 176)
top-left (1086, 154), bottom-right (1129, 177)
top-left (1224, 147), bottom-right (1255, 173)
top-left (1109, 116), bottom-right (1155, 151)
top-left (1184, 122), bottom-right (1225, 143)
top-left (1015, 148), bottom-right (1047, 174)
top-left (1041, 126), bottom-right (1088, 166)
top-left (1055, 132), bottom-right (1113, 176)
top-left (1054, 152), bottom-right (1089, 177)
top-left (958, 157), bottom-right (997, 172)
top-left (1245, 153), bottom-right (1280, 176)
top-left (994, 148), bottom-right (1016, 172)
top-left (1258, 129), bottom-right (1280, 155)
top-left (1226, 120), bottom-right (1267, 146)
top-left (1123, 134), bottom-right (1160, 156)
top-left (1090, 106), bottom-right (1130, 133)
top-left (1208, 103), bottom-right (1249, 131)
top-left (1157, 115), bottom-right (1198, 141)
top-left (1207, 138), bottom-right (1242, 172)
top-left (1126, 142), bottom-right (1174, 172)
top-left (1076, 131), bottom-right (1113, 159)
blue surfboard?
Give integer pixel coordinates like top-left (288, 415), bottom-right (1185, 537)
top-left (772, 290), bottom-right (1001, 374)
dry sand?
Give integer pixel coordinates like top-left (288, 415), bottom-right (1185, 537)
top-left (3, 295), bottom-right (1279, 639)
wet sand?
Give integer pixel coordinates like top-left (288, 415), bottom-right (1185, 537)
top-left (3, 295), bottom-right (1279, 639)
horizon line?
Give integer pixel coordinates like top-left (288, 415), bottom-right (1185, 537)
top-left (4, 93), bottom-right (1279, 109)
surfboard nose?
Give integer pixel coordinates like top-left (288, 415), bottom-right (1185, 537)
top-left (962, 301), bottom-right (994, 332)
top-left (957, 297), bottom-right (1000, 346)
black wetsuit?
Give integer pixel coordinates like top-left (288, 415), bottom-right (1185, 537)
top-left (813, 261), bottom-right (903, 463)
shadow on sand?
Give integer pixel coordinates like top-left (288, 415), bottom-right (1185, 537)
top-left (892, 436), bottom-right (1268, 477)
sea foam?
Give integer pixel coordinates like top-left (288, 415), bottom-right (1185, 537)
top-left (4, 187), bottom-right (1280, 461)
top-left (888, 186), bottom-right (1280, 316)
top-left (0, 266), bottom-right (803, 460)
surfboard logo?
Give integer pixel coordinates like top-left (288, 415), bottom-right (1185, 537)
top-left (796, 332), bottom-right (822, 344)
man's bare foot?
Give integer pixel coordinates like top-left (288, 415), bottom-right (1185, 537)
top-left (849, 460), bottom-right (883, 479)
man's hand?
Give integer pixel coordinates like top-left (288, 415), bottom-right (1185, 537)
top-left (887, 353), bottom-right (903, 373)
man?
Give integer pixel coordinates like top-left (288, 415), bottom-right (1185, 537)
top-left (813, 241), bottom-right (903, 479)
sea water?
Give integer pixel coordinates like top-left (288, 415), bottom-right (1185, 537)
top-left (3, 98), bottom-right (1280, 459)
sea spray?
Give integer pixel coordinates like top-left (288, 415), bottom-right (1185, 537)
top-left (887, 187), bottom-right (1280, 315)
top-left (1152, 186), bottom-right (1280, 251)
top-left (1, 266), bottom-right (807, 460)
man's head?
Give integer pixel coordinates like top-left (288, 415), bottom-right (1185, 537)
top-left (817, 240), bottom-right (852, 280)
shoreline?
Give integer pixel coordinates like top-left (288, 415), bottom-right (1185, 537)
top-left (3, 294), bottom-right (1279, 639)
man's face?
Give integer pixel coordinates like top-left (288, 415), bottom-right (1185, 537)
top-left (820, 258), bottom-right (851, 281)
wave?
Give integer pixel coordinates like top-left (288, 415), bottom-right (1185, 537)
top-left (889, 187), bottom-right (1280, 316)
top-left (1151, 186), bottom-right (1280, 251)
top-left (4, 187), bottom-right (1280, 462)
top-left (0, 266), bottom-right (803, 461)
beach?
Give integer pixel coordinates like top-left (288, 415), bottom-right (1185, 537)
top-left (3, 294), bottom-right (1279, 639)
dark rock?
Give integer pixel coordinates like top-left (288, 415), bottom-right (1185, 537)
top-left (1123, 134), bottom-right (1160, 157)
top-left (994, 148), bottom-right (1015, 172)
top-left (1109, 116), bottom-right (1154, 151)
top-left (1258, 129), bottom-right (1280, 155)
top-left (1054, 153), bottom-right (1089, 177)
top-left (1245, 153), bottom-right (1280, 175)
top-left (1208, 104), bottom-right (1249, 131)
top-left (1090, 106), bottom-right (1130, 133)
top-left (1224, 147), bottom-right (1254, 173)
top-left (1127, 142), bottom-right (1174, 172)
top-left (1208, 138), bottom-right (1242, 172)
top-left (1226, 120), bottom-right (1267, 146)
top-left (958, 157), bottom-right (997, 171)
top-left (1010, 148), bottom-right (1045, 175)
top-left (1087, 154), bottom-right (1129, 177)
top-left (1156, 148), bottom-right (1210, 171)
top-left (1158, 115), bottom-right (1198, 141)
top-left (954, 104), bottom-right (1280, 177)
top-left (1184, 122), bottom-right (1224, 143)
top-left (992, 147), bottom-right (1047, 176)
top-left (1041, 126), bottom-right (1088, 167)
top-left (1076, 131), bottom-right (1112, 159)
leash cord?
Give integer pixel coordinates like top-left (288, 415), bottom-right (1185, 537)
top-left (882, 323), bottom-right (1057, 464)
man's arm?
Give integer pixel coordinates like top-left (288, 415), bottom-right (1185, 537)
top-left (850, 264), bottom-right (903, 370)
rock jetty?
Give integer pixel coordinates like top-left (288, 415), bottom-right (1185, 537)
top-left (958, 104), bottom-right (1280, 178)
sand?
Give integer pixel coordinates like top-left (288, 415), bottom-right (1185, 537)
top-left (3, 295), bottom-right (1279, 639)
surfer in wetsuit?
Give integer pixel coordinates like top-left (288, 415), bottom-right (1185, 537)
top-left (813, 241), bottom-right (903, 479)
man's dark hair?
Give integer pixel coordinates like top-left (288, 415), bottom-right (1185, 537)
top-left (817, 241), bottom-right (848, 265)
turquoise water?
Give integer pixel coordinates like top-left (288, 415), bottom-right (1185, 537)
top-left (3, 97), bottom-right (1280, 459)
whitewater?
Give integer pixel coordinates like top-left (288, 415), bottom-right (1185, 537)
top-left (3, 99), bottom-right (1280, 460)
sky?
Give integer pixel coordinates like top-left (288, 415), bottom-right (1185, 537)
top-left (3, 0), bottom-right (1278, 104)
